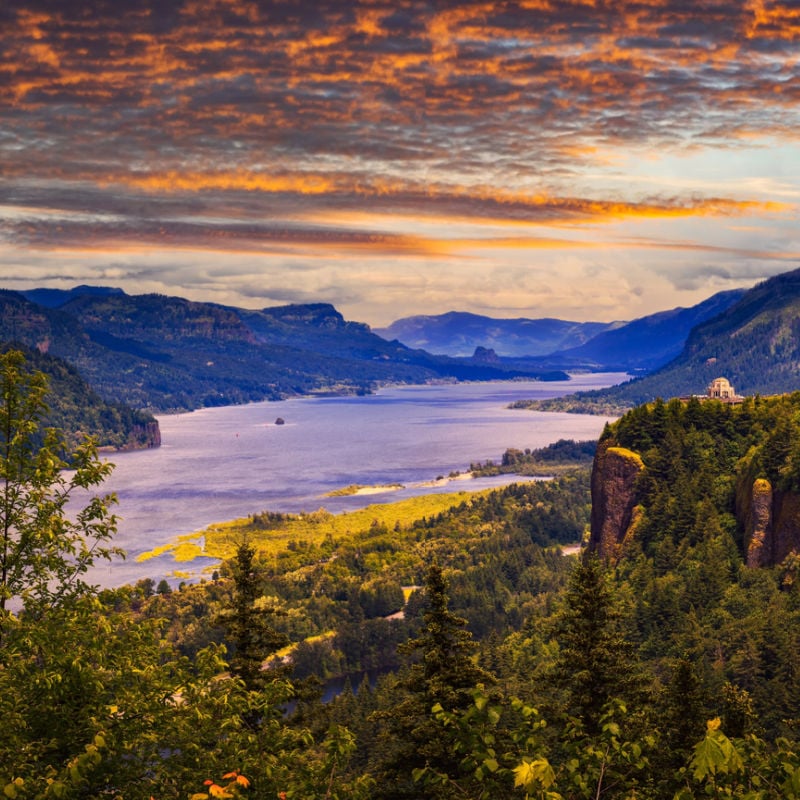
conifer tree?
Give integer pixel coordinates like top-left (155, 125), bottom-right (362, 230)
top-left (403, 563), bottom-right (492, 710)
top-left (550, 555), bottom-right (644, 735)
top-left (369, 564), bottom-right (494, 799)
top-left (218, 540), bottom-right (290, 691)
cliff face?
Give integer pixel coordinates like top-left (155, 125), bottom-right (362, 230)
top-left (591, 437), bottom-right (800, 567)
top-left (589, 441), bottom-right (644, 561)
top-left (126, 420), bottom-right (161, 450)
top-left (741, 477), bottom-right (800, 567)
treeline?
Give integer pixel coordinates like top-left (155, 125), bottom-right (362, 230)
top-left (472, 438), bottom-right (597, 476)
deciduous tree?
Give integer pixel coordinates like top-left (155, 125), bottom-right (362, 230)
top-left (0, 349), bottom-right (119, 627)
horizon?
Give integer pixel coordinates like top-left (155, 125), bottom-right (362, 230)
top-left (7, 277), bottom-right (756, 329)
top-left (2, 2), bottom-right (799, 326)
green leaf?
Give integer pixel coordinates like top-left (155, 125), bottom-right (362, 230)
top-left (513, 758), bottom-right (557, 791)
top-left (691, 731), bottom-right (743, 780)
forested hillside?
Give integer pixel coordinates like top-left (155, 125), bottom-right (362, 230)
top-left (516, 267), bottom-right (800, 413)
top-left (0, 289), bottom-right (563, 413)
top-left (549, 288), bottom-right (746, 371)
top-left (4, 351), bottom-right (800, 799)
top-left (0, 345), bottom-right (159, 451)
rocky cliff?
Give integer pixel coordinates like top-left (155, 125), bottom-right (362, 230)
top-left (123, 420), bottom-right (162, 451)
top-left (589, 401), bottom-right (800, 567)
top-left (588, 441), bottom-right (644, 561)
top-left (739, 475), bottom-right (800, 568)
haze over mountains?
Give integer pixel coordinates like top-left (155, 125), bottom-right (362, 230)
top-left (377, 288), bottom-right (746, 369)
top-left (375, 313), bottom-right (617, 358)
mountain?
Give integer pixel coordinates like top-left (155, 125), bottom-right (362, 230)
top-left (20, 285), bottom-right (126, 308)
top-left (0, 290), bottom-right (562, 413)
top-left (374, 311), bottom-right (617, 357)
top-left (549, 288), bottom-right (747, 371)
top-left (522, 267), bottom-right (800, 412)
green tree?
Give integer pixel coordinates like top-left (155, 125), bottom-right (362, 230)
top-left (370, 564), bottom-right (494, 798)
top-left (550, 556), bottom-right (644, 736)
top-left (402, 563), bottom-right (493, 713)
top-left (0, 349), bottom-right (119, 625)
top-left (217, 540), bottom-right (290, 690)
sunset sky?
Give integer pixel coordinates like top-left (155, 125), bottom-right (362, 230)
top-left (1, 0), bottom-right (799, 325)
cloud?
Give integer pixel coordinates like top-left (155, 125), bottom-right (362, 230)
top-left (2, 0), bottom-right (800, 322)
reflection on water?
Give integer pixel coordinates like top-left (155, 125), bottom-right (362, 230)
top-left (88, 373), bottom-right (626, 587)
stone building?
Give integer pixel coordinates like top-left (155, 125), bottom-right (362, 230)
top-left (707, 376), bottom-right (737, 400)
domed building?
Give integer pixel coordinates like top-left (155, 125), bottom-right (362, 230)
top-left (707, 377), bottom-right (739, 401)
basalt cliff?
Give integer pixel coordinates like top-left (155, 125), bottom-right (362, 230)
top-left (588, 393), bottom-right (800, 568)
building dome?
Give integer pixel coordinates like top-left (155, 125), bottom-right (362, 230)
top-left (707, 377), bottom-right (735, 399)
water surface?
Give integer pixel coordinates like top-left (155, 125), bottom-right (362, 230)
top-left (91, 373), bottom-right (625, 587)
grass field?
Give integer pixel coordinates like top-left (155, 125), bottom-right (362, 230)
top-left (137, 488), bottom-right (494, 564)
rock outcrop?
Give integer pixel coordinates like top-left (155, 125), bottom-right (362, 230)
top-left (123, 420), bottom-right (161, 450)
top-left (589, 441), bottom-right (644, 561)
top-left (742, 477), bottom-right (800, 567)
top-left (472, 346), bottom-right (500, 363)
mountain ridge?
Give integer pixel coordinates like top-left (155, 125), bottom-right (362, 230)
top-left (548, 288), bottom-right (747, 371)
top-left (0, 289), bottom-right (564, 414)
top-left (519, 267), bottom-right (800, 412)
top-left (375, 311), bottom-right (616, 357)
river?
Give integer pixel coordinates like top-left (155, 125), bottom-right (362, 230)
top-left (88, 372), bottom-right (626, 588)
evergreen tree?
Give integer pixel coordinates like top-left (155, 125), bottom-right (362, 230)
top-left (549, 556), bottom-right (645, 735)
top-left (403, 563), bottom-right (492, 711)
top-left (217, 540), bottom-right (290, 691)
top-left (369, 564), bottom-right (494, 798)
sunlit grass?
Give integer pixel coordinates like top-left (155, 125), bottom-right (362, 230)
top-left (137, 489), bottom-right (492, 563)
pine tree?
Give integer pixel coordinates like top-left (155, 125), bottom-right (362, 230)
top-left (217, 540), bottom-right (290, 691)
top-left (402, 563), bottom-right (492, 711)
top-left (369, 564), bottom-right (494, 798)
top-left (550, 556), bottom-right (644, 735)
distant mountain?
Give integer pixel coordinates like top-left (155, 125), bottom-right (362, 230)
top-left (523, 267), bottom-right (800, 412)
top-left (549, 289), bottom-right (747, 371)
top-left (20, 285), bottom-right (126, 308)
top-left (374, 311), bottom-right (617, 357)
top-left (0, 291), bottom-right (562, 413)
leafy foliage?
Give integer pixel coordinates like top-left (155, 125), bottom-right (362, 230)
top-left (0, 350), bottom-right (120, 619)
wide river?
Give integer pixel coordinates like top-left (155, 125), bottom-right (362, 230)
top-left (89, 372), bottom-right (626, 588)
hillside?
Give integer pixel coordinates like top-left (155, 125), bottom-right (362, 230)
top-left (0, 289), bottom-right (562, 412)
top-left (549, 288), bottom-right (746, 371)
top-left (376, 291), bottom-right (747, 372)
top-left (1, 345), bottom-right (160, 451)
top-left (374, 311), bottom-right (615, 357)
top-left (516, 267), bottom-right (800, 413)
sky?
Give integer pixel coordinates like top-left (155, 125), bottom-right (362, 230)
top-left (1, 0), bottom-right (799, 327)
